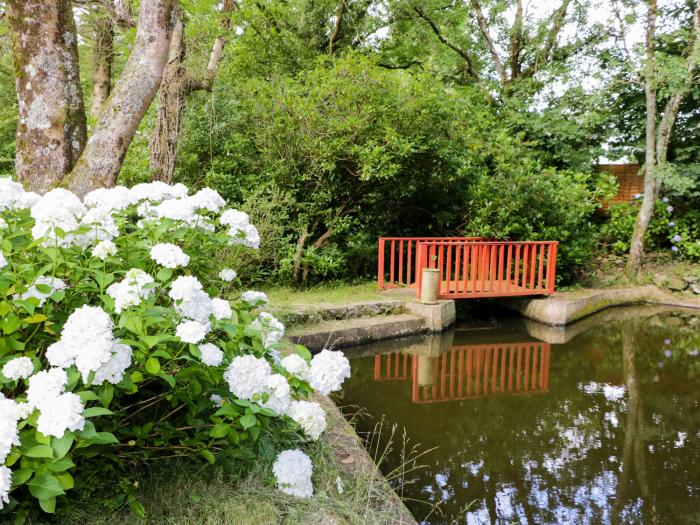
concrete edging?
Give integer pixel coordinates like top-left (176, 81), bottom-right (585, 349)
top-left (503, 285), bottom-right (700, 326)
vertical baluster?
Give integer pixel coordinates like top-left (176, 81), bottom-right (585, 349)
top-left (491, 347), bottom-right (499, 393)
top-left (454, 243), bottom-right (461, 294)
top-left (521, 245), bottom-right (529, 290)
top-left (446, 243), bottom-right (453, 294)
top-left (458, 348), bottom-right (465, 398)
top-left (542, 344), bottom-right (551, 390)
top-left (500, 346), bottom-right (507, 393)
top-left (529, 243), bottom-right (537, 290)
top-left (497, 245), bottom-right (504, 293)
top-left (389, 240), bottom-right (395, 286)
top-left (479, 245), bottom-right (488, 294)
top-left (407, 240), bottom-right (413, 286)
top-left (537, 244), bottom-right (545, 290)
top-left (440, 353), bottom-right (448, 400)
top-left (470, 244), bottom-right (479, 294)
top-left (398, 239), bottom-right (404, 286)
top-left (515, 346), bottom-right (523, 391)
top-left (437, 244), bottom-right (444, 295)
top-left (508, 346), bottom-right (515, 392)
top-left (449, 348), bottom-right (457, 397)
top-left (505, 244), bottom-right (513, 292)
top-left (546, 243), bottom-right (558, 294)
top-left (373, 354), bottom-right (381, 381)
top-left (489, 243), bottom-right (497, 292)
top-left (377, 239), bottom-right (385, 290)
top-left (514, 245), bottom-right (521, 290)
top-left (461, 244), bottom-right (469, 294)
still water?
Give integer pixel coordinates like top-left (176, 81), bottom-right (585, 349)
top-left (338, 306), bottom-right (700, 524)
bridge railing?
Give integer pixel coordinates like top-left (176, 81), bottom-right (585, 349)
top-left (377, 237), bottom-right (483, 290)
top-left (415, 240), bottom-right (558, 299)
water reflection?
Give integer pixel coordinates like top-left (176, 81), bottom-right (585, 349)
top-left (339, 309), bottom-right (700, 525)
top-left (374, 341), bottom-right (551, 403)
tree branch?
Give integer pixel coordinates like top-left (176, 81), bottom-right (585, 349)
top-left (469, 0), bottom-right (508, 85)
top-left (508, 0), bottom-right (524, 78)
top-left (522, 0), bottom-right (571, 78)
top-left (413, 6), bottom-right (482, 84)
top-left (328, 1), bottom-right (346, 55)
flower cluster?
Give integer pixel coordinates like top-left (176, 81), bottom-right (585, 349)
top-left (0, 177), bottom-right (352, 513)
top-left (272, 449), bottom-right (314, 498)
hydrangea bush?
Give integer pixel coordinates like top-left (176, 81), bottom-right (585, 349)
top-left (0, 178), bottom-right (351, 516)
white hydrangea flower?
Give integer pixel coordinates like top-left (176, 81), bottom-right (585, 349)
top-left (0, 218), bottom-right (7, 229)
top-left (152, 198), bottom-right (198, 224)
top-left (26, 368), bottom-right (68, 409)
top-left (199, 343), bottom-right (224, 366)
top-left (92, 239), bottom-right (118, 260)
top-left (0, 465), bottom-right (11, 509)
top-left (281, 354), bottom-right (310, 379)
top-left (219, 209), bottom-right (250, 228)
top-left (228, 223), bottom-right (260, 249)
top-left (224, 355), bottom-right (271, 400)
top-left (92, 343), bottom-right (132, 385)
top-left (83, 186), bottom-right (135, 211)
top-left (46, 340), bottom-right (74, 368)
top-left (16, 276), bottom-right (67, 307)
top-left (150, 243), bottom-right (190, 268)
top-left (59, 305), bottom-right (118, 382)
top-left (252, 312), bottom-right (285, 347)
top-left (0, 395), bottom-right (22, 464)
top-left (0, 253), bottom-right (7, 270)
top-left (30, 188), bottom-right (86, 247)
top-left (107, 269), bottom-right (155, 313)
top-left (77, 206), bottom-right (120, 245)
top-left (209, 394), bottom-right (224, 407)
top-left (273, 449), bottom-right (313, 498)
top-left (189, 188), bottom-right (225, 212)
top-left (129, 181), bottom-right (186, 203)
top-left (287, 401), bottom-right (326, 440)
top-left (218, 268), bottom-right (237, 282)
top-left (2, 357), bottom-right (34, 380)
top-left (169, 275), bottom-right (204, 302)
top-left (176, 320), bottom-right (210, 344)
top-left (15, 191), bottom-right (40, 210)
top-left (0, 177), bottom-right (26, 211)
top-left (308, 350), bottom-right (351, 395)
top-left (260, 374), bottom-right (291, 414)
top-left (15, 403), bottom-right (32, 420)
top-left (36, 392), bottom-right (85, 438)
top-left (211, 298), bottom-right (232, 320)
top-left (241, 290), bottom-right (268, 306)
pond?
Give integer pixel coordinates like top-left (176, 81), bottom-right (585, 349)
top-left (337, 306), bottom-right (700, 525)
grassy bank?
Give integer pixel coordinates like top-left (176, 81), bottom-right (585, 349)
top-left (264, 282), bottom-right (384, 309)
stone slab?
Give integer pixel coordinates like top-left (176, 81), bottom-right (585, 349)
top-left (405, 300), bottom-right (456, 332)
top-left (287, 314), bottom-right (428, 351)
top-left (504, 285), bottom-right (700, 326)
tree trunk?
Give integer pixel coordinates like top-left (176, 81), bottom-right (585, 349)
top-left (627, 0), bottom-right (658, 276)
top-left (6, 0), bottom-right (87, 193)
top-left (64, 0), bottom-right (176, 197)
top-left (149, 0), bottom-right (233, 182)
top-left (90, 11), bottom-right (114, 119)
top-left (149, 11), bottom-right (187, 182)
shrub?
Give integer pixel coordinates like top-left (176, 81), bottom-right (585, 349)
top-left (0, 178), bottom-right (350, 518)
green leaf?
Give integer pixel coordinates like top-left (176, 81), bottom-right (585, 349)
top-left (48, 457), bottom-right (75, 473)
top-left (51, 433), bottom-right (75, 460)
top-left (210, 423), bottom-right (230, 439)
top-left (11, 468), bottom-right (33, 488)
top-left (92, 432), bottom-right (119, 445)
top-left (141, 335), bottom-right (164, 349)
top-left (156, 267), bottom-right (173, 282)
top-left (27, 474), bottom-right (65, 500)
top-left (239, 414), bottom-right (257, 430)
top-left (23, 313), bottom-right (47, 324)
top-left (39, 497), bottom-right (57, 514)
top-left (78, 391), bottom-right (99, 403)
top-left (145, 357), bottom-right (161, 375)
top-left (56, 472), bottom-right (74, 490)
top-left (82, 407), bottom-right (114, 418)
top-left (24, 445), bottom-right (54, 459)
top-left (294, 345), bottom-right (312, 362)
top-left (199, 450), bottom-right (216, 465)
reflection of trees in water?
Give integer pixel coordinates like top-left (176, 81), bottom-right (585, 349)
top-left (342, 315), bottom-right (699, 524)
top-left (618, 324), bottom-right (656, 524)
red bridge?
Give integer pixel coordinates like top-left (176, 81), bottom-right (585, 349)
top-left (377, 237), bottom-right (558, 299)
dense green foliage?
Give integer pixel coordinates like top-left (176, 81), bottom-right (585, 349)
top-left (1, 0), bottom-right (699, 285)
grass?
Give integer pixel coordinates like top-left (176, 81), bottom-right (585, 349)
top-left (51, 396), bottom-right (415, 525)
top-left (263, 281), bottom-right (384, 309)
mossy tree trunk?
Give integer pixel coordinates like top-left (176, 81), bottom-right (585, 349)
top-left (6, 0), bottom-right (87, 193)
top-left (89, 11), bottom-right (114, 119)
top-left (64, 0), bottom-right (176, 196)
top-left (149, 1), bottom-right (233, 183)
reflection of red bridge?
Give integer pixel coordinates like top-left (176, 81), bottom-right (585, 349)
top-left (373, 342), bottom-right (551, 404)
